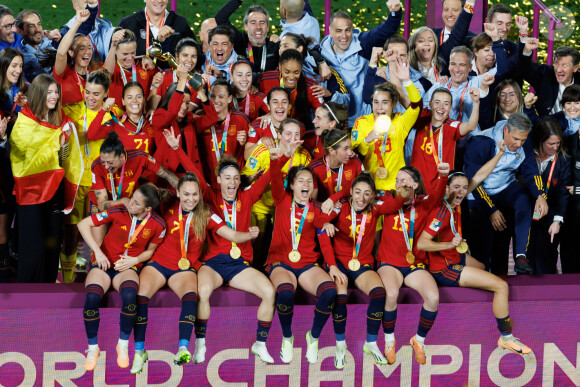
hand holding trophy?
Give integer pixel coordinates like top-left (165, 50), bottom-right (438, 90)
top-left (148, 39), bottom-right (203, 90)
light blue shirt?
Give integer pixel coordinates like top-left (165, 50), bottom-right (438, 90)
top-left (280, 12), bottom-right (320, 45)
top-left (203, 50), bottom-right (239, 84)
top-left (477, 121), bottom-right (525, 195)
top-left (22, 37), bottom-right (54, 81)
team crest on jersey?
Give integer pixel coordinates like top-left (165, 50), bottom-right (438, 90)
top-left (344, 170), bottom-right (353, 181)
top-left (139, 70), bottom-right (148, 80)
top-left (307, 212), bottom-right (315, 222)
top-left (352, 131), bottom-right (358, 141)
top-left (121, 225), bottom-right (127, 231)
top-left (429, 219), bottom-right (442, 232)
top-left (248, 127), bottom-right (256, 138)
top-left (249, 157), bottom-right (258, 169)
top-left (96, 212), bottom-right (108, 221)
top-left (236, 201), bottom-right (242, 211)
top-left (228, 126), bottom-right (237, 136)
top-left (143, 229), bottom-right (151, 238)
top-left (169, 209), bottom-right (174, 214)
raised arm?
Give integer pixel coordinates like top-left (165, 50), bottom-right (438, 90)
top-left (54, 9), bottom-right (90, 76)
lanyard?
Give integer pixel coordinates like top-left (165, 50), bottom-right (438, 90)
top-left (399, 202), bottom-right (415, 252)
top-left (247, 43), bottom-right (267, 73)
top-left (429, 124), bottom-right (444, 165)
top-left (109, 157), bottom-right (126, 201)
top-left (178, 203), bottom-right (194, 257)
top-left (75, 71), bottom-right (86, 96)
top-left (350, 205), bottom-right (367, 258)
top-left (222, 199), bottom-right (237, 231)
top-left (82, 104), bottom-right (91, 156)
top-left (233, 93), bottom-right (251, 116)
top-left (291, 200), bottom-right (310, 251)
top-left (446, 81), bottom-right (469, 122)
top-left (440, 29), bottom-right (445, 45)
top-left (536, 153), bottom-right (558, 190)
top-left (124, 212), bottom-right (151, 255)
top-left (145, 10), bottom-right (166, 57)
top-left (283, 149), bottom-right (296, 190)
top-left (325, 156), bottom-right (344, 194)
top-left (121, 115), bottom-right (145, 135)
top-left (444, 200), bottom-right (462, 238)
top-left (211, 113), bottom-right (231, 162)
top-left (118, 62), bottom-right (137, 85)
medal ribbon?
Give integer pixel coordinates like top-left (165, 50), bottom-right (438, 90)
top-left (75, 71), bottom-right (86, 96)
top-left (350, 205), bottom-right (367, 258)
top-left (124, 211), bottom-right (151, 255)
top-left (247, 43), bottom-right (267, 73)
top-left (211, 113), bottom-right (231, 162)
top-left (429, 124), bottom-right (444, 165)
top-left (121, 115), bottom-right (145, 135)
top-left (325, 156), bottom-right (343, 194)
top-left (178, 203), bottom-right (194, 258)
top-left (222, 199), bottom-right (238, 248)
top-left (444, 200), bottom-right (462, 238)
top-left (399, 202), bottom-right (415, 253)
top-left (145, 10), bottom-right (166, 57)
top-left (446, 81), bottom-right (469, 122)
top-left (82, 104), bottom-right (91, 156)
top-left (109, 156), bottom-right (126, 201)
top-left (118, 61), bottom-right (137, 85)
top-left (291, 200), bottom-right (310, 251)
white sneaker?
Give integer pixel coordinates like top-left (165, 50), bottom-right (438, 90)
top-left (280, 336), bottom-right (294, 363)
top-left (305, 331), bottom-right (319, 364)
top-left (194, 338), bottom-right (206, 364)
top-left (130, 350), bottom-right (148, 374)
top-left (251, 341), bottom-right (274, 364)
top-left (84, 346), bottom-right (100, 371)
top-left (335, 341), bottom-right (347, 369)
top-left (363, 341), bottom-right (388, 365)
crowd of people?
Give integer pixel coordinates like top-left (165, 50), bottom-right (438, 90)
top-left (1, 0), bottom-right (578, 373)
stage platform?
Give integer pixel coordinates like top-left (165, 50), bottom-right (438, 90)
top-left (1, 275), bottom-right (579, 386)
top-left (1, 274), bottom-right (579, 308)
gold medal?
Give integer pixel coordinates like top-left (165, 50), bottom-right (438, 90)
top-left (456, 241), bottom-right (469, 254)
top-left (178, 257), bottom-right (190, 270)
top-left (406, 251), bottom-right (415, 264)
top-left (348, 259), bottom-right (361, 271)
top-left (288, 250), bottom-right (301, 263)
top-left (376, 167), bottom-right (388, 180)
top-left (230, 245), bottom-right (242, 259)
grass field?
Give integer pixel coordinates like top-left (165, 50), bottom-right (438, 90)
top-left (2, 0), bottom-right (577, 62)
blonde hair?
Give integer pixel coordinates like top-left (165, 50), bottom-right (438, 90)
top-left (409, 26), bottom-right (442, 74)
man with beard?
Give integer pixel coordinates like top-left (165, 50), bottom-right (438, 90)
top-left (16, 10), bottom-right (61, 81)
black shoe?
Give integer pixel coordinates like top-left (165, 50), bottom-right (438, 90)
top-left (514, 256), bottom-right (533, 274)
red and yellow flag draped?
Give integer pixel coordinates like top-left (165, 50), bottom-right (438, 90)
top-left (10, 105), bottom-right (83, 213)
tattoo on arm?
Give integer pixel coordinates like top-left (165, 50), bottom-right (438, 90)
top-left (157, 166), bottom-right (179, 188)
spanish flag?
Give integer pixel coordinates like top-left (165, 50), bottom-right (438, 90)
top-left (10, 105), bottom-right (83, 213)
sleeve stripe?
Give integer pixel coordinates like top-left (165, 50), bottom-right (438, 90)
top-left (477, 186), bottom-right (495, 208)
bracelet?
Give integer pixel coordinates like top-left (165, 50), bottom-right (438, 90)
top-left (464, 4), bottom-right (474, 14)
top-left (519, 31), bottom-right (529, 37)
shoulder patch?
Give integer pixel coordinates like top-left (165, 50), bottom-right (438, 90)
top-left (96, 211), bottom-right (108, 222)
top-left (248, 157), bottom-right (258, 169)
top-left (211, 213), bottom-right (223, 224)
top-left (429, 219), bottom-right (442, 232)
top-left (450, 120), bottom-right (460, 128)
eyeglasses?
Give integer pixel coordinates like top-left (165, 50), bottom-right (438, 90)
top-left (500, 92), bottom-right (517, 99)
top-left (0, 22), bottom-right (15, 30)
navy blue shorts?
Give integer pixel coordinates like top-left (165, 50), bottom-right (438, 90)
top-left (147, 261), bottom-right (196, 280)
top-left (89, 260), bottom-right (138, 280)
top-left (431, 264), bottom-right (464, 287)
top-left (377, 262), bottom-right (427, 278)
top-left (265, 261), bottom-right (318, 279)
top-left (325, 260), bottom-right (374, 282)
top-left (203, 254), bottom-right (250, 283)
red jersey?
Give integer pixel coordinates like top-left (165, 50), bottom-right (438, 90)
top-left (308, 156), bottom-right (363, 202)
top-left (152, 199), bottom-right (225, 270)
top-left (173, 147), bottom-right (274, 263)
top-left (303, 131), bottom-right (325, 160)
top-left (247, 118), bottom-right (305, 145)
top-left (54, 66), bottom-right (85, 106)
top-left (315, 194), bottom-right (405, 267)
top-left (87, 114), bottom-right (156, 155)
top-left (196, 110), bottom-right (249, 188)
top-left (91, 149), bottom-right (161, 199)
top-left (109, 60), bottom-right (156, 103)
top-left (156, 70), bottom-right (202, 107)
top-left (230, 92), bottom-right (269, 122)
top-left (265, 156), bottom-right (328, 269)
top-left (258, 70), bottom-right (323, 120)
top-left (377, 176), bottom-right (448, 267)
top-left (423, 202), bottom-right (463, 272)
top-left (412, 111), bottom-right (461, 194)
top-left (153, 93), bottom-right (218, 176)
top-left (91, 204), bottom-right (166, 265)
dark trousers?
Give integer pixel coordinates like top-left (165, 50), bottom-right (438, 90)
top-left (17, 195), bottom-right (63, 283)
top-left (527, 215), bottom-right (560, 274)
top-left (467, 181), bottom-right (533, 275)
top-left (560, 201), bottom-right (580, 274)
